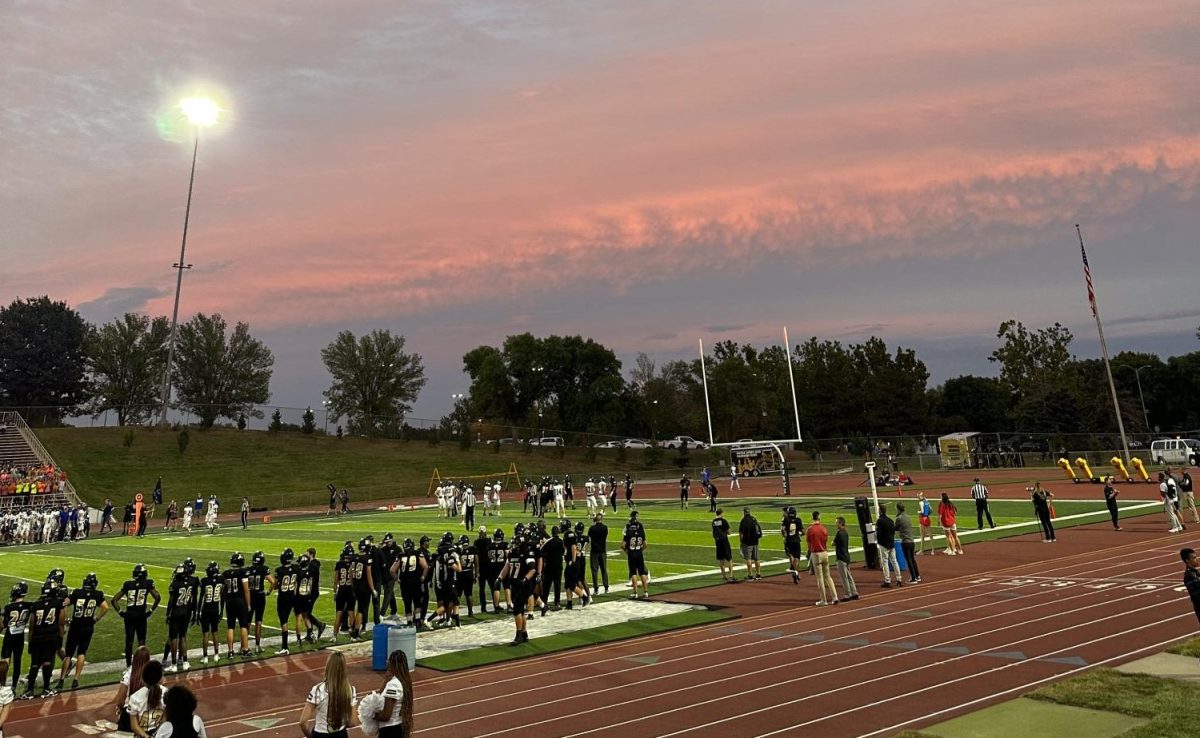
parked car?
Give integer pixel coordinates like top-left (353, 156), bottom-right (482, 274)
top-left (1018, 440), bottom-right (1048, 453)
top-left (622, 438), bottom-right (653, 449)
top-left (529, 436), bottom-right (564, 447)
top-left (488, 437), bottom-right (518, 446)
top-left (592, 440), bottom-right (622, 449)
top-left (1151, 438), bottom-right (1200, 466)
top-left (663, 436), bottom-right (708, 449)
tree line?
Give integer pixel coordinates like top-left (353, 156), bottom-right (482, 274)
top-left (1, 295), bottom-right (1197, 442)
top-left (0, 297), bottom-right (426, 433)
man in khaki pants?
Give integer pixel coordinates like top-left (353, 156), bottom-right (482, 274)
top-left (805, 511), bottom-right (838, 606)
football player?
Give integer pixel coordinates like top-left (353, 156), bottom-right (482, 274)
top-left (622, 511), bottom-right (650, 599)
top-left (268, 548), bottom-right (299, 655)
top-left (430, 533), bottom-right (462, 628)
top-left (352, 539), bottom-right (375, 638)
top-left (112, 564), bottom-right (160, 667)
top-left (456, 534), bottom-right (479, 618)
top-left (563, 522), bottom-right (591, 609)
top-left (293, 554), bottom-right (316, 643)
top-left (332, 544), bottom-right (356, 641)
top-left (487, 529), bottom-right (510, 613)
top-left (302, 547), bottom-right (327, 642)
top-left (416, 535), bottom-right (434, 627)
top-left (197, 562), bottom-right (223, 664)
top-left (247, 551), bottom-right (271, 653)
top-left (221, 552), bottom-right (251, 658)
top-left (781, 507), bottom-right (805, 585)
top-left (2, 584), bottom-right (30, 692)
top-left (22, 582), bottom-right (65, 698)
top-left (57, 572), bottom-right (108, 690)
top-left (389, 539), bottom-right (425, 627)
top-left (500, 532), bottom-right (537, 645)
top-left (164, 564), bottom-right (198, 673)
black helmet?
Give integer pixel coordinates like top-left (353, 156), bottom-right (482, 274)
top-left (47, 568), bottom-right (65, 583)
top-left (493, 529), bottom-right (505, 541)
top-left (280, 547), bottom-right (295, 565)
top-left (41, 581), bottom-right (55, 596)
top-left (297, 554), bottom-right (311, 569)
top-left (441, 531), bottom-right (454, 545)
top-left (382, 533), bottom-right (394, 544)
top-left (514, 522), bottom-right (526, 535)
top-left (206, 561), bottom-right (220, 578)
top-left (173, 564), bottom-right (187, 580)
top-left (11, 582), bottom-right (27, 600)
top-left (357, 538), bottom-right (369, 552)
top-left (252, 551), bottom-right (266, 566)
top-left (230, 552), bottom-right (245, 567)
top-left (402, 538), bottom-right (415, 552)
top-left (132, 563), bottom-right (148, 580)
top-left (183, 557), bottom-right (196, 575)
top-left (419, 535), bottom-right (431, 545)
top-left (341, 543), bottom-right (355, 558)
top-left (458, 534), bottom-right (470, 547)
top-left (574, 521), bottom-right (585, 533)
top-left (83, 572), bottom-right (99, 589)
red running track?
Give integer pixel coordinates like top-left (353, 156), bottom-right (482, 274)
top-left (7, 516), bottom-right (1198, 738)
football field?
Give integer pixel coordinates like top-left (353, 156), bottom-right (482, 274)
top-left (0, 494), bottom-right (1135, 686)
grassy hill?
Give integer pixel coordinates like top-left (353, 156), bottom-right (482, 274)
top-left (36, 426), bottom-right (701, 509)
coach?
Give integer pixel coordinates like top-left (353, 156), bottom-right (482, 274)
top-left (588, 514), bottom-right (609, 595)
top-left (738, 508), bottom-right (763, 581)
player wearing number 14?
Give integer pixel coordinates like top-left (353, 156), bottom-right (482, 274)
top-left (57, 573), bottom-right (110, 691)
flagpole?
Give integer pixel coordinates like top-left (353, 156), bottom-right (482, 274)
top-left (699, 339), bottom-right (715, 446)
top-left (1077, 224), bottom-right (1131, 467)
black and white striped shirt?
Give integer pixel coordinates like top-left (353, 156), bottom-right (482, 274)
top-left (970, 482), bottom-right (989, 501)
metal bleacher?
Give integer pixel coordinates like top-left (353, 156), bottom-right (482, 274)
top-left (0, 410), bottom-right (82, 512)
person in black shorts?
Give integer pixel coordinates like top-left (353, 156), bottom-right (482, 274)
top-left (389, 538), bottom-right (426, 627)
top-left (706, 479), bottom-right (719, 513)
top-left (23, 582), bottom-right (65, 698)
top-left (472, 528), bottom-right (491, 613)
top-left (501, 533), bottom-right (538, 645)
top-left (624, 474), bottom-right (635, 509)
top-left (486, 529), bottom-right (510, 613)
top-left (622, 511), bottom-right (649, 598)
top-left (269, 548), bottom-right (300, 655)
top-left (198, 561), bottom-right (223, 664)
top-left (417, 535), bottom-right (434, 627)
top-left (430, 532), bottom-right (462, 628)
top-left (2, 583), bottom-right (30, 692)
top-left (164, 564), bottom-right (198, 673)
top-left (564, 475), bottom-right (575, 510)
top-left (679, 474), bottom-right (691, 509)
top-left (379, 534), bottom-right (400, 619)
top-left (712, 508), bottom-right (736, 583)
top-left (540, 526), bottom-right (565, 614)
top-left (352, 538), bottom-right (376, 639)
top-left (333, 543), bottom-right (356, 640)
top-left (781, 506), bottom-right (805, 584)
top-left (247, 551), bottom-right (271, 653)
top-left (587, 514), bottom-right (609, 595)
top-left (303, 547), bottom-right (325, 642)
top-left (563, 522), bottom-right (591, 609)
top-left (112, 563), bottom-right (160, 667)
top-left (221, 552), bottom-right (251, 658)
top-left (456, 534), bottom-right (479, 618)
top-left (57, 572), bottom-right (109, 690)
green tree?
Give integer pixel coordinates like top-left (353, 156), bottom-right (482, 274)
top-left (85, 313), bottom-right (170, 426)
top-left (989, 321), bottom-right (1077, 432)
top-left (301, 407), bottom-right (316, 435)
top-left (936, 375), bottom-right (1011, 432)
top-left (321, 329), bottom-right (426, 436)
top-left (269, 409), bottom-right (282, 432)
top-left (172, 313), bottom-right (274, 428)
top-left (0, 296), bottom-right (89, 422)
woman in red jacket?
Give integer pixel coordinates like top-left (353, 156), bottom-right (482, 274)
top-left (938, 493), bottom-right (964, 555)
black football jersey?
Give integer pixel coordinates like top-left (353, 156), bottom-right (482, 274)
top-left (275, 563), bottom-right (300, 597)
top-left (297, 567), bottom-right (316, 599)
top-left (68, 588), bottom-right (105, 624)
top-left (119, 578), bottom-right (156, 614)
top-left (29, 596), bottom-right (61, 639)
top-left (488, 541), bottom-right (509, 570)
top-left (221, 568), bottom-right (247, 601)
top-left (247, 564), bottom-right (269, 595)
top-left (623, 522), bottom-right (646, 550)
top-left (562, 531), bottom-right (579, 560)
top-left (3, 601), bottom-right (31, 636)
top-left (200, 576), bottom-right (223, 609)
top-left (783, 517), bottom-right (804, 544)
top-left (395, 550), bottom-right (423, 581)
top-left (334, 559), bottom-right (354, 590)
top-left (459, 546), bottom-right (478, 576)
top-left (434, 549), bottom-right (459, 589)
top-left (353, 552), bottom-right (372, 588)
top-left (168, 578), bottom-right (197, 617)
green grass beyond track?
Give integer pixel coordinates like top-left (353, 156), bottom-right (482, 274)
top-left (0, 494), bottom-right (1149, 689)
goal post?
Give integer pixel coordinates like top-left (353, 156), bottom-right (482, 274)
top-left (426, 462), bottom-right (521, 497)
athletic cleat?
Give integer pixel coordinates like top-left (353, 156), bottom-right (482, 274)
top-left (164, 664), bottom-right (177, 674)
top-left (42, 689), bottom-right (59, 698)
top-left (200, 656), bottom-right (209, 665)
top-left (54, 679), bottom-right (64, 691)
top-left (277, 648), bottom-right (290, 655)
top-left (181, 661), bottom-right (190, 672)
top-left (71, 679), bottom-right (79, 690)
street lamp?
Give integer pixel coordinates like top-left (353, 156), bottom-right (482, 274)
top-left (322, 399), bottom-right (332, 434)
top-left (157, 96), bottom-right (221, 427)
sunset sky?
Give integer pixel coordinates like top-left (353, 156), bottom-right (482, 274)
top-left (4, 1), bottom-right (1198, 423)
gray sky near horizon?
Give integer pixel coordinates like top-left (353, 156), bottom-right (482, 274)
top-left (3, 1), bottom-right (1197, 422)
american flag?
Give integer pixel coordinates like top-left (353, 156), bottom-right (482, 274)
top-left (1080, 241), bottom-right (1097, 318)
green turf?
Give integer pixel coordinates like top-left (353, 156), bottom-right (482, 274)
top-left (1026, 668), bottom-right (1196, 737)
top-left (1165, 635), bottom-right (1200, 658)
top-left (418, 607), bottom-right (733, 671)
top-left (919, 696), bottom-right (1146, 738)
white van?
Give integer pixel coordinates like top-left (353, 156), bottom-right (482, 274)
top-left (1149, 438), bottom-right (1200, 466)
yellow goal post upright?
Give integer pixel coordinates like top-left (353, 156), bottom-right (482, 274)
top-left (426, 462), bottom-right (522, 497)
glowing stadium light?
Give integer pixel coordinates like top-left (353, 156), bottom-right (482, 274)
top-left (178, 96), bottom-right (220, 127)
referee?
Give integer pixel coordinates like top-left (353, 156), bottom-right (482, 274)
top-left (970, 478), bottom-right (995, 529)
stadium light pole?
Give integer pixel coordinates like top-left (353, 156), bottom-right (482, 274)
top-left (157, 96), bottom-right (221, 428)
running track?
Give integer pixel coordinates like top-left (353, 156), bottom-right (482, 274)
top-left (10, 517), bottom-right (1199, 738)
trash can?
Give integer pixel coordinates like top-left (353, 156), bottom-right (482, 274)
top-left (387, 624), bottom-right (417, 670)
top-left (893, 541), bottom-right (907, 573)
top-left (372, 622), bottom-right (393, 671)
top-left (854, 496), bottom-right (879, 569)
